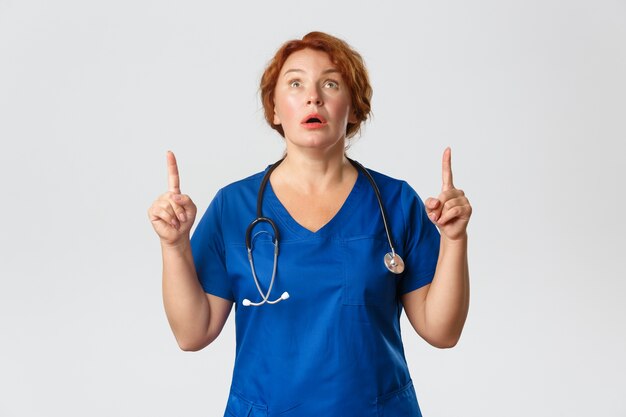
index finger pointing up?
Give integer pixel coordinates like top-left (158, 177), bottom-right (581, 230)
top-left (167, 150), bottom-right (181, 194)
top-left (442, 147), bottom-right (454, 191)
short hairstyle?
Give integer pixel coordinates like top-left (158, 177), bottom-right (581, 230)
top-left (260, 31), bottom-right (372, 139)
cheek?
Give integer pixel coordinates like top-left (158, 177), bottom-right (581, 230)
top-left (274, 95), bottom-right (299, 126)
top-left (333, 100), bottom-right (354, 123)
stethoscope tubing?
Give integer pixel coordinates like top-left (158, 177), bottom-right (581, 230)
top-left (346, 158), bottom-right (399, 259)
top-left (243, 157), bottom-right (403, 307)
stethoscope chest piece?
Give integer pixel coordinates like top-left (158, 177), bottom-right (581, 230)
top-left (384, 252), bottom-right (405, 274)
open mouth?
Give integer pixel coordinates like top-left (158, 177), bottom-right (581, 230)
top-left (301, 114), bottom-right (327, 127)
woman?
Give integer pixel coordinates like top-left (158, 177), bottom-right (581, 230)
top-left (148, 31), bottom-right (471, 417)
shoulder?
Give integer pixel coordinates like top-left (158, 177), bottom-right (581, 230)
top-left (359, 165), bottom-right (427, 221)
top-left (218, 170), bottom-right (265, 195)
top-left (361, 166), bottom-right (418, 199)
top-left (363, 167), bottom-right (406, 188)
top-left (195, 170), bottom-right (266, 234)
top-left (207, 169), bottom-right (268, 219)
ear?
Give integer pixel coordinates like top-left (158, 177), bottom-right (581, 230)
top-left (348, 108), bottom-right (358, 124)
top-left (273, 106), bottom-right (281, 125)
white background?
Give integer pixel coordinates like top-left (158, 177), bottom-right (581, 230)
top-left (1, 0), bottom-right (625, 416)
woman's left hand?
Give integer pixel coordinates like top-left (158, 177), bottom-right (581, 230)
top-left (425, 147), bottom-right (472, 241)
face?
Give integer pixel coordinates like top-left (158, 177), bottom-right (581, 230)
top-left (272, 48), bottom-right (357, 153)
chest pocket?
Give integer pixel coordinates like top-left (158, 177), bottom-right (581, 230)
top-left (342, 237), bottom-right (399, 306)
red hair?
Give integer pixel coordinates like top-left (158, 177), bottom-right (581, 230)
top-left (260, 32), bottom-right (372, 139)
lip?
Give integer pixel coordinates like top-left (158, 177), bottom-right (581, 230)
top-left (300, 113), bottom-right (327, 129)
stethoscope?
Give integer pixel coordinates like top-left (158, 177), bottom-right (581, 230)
top-left (243, 158), bottom-right (405, 307)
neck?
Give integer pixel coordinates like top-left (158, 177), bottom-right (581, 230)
top-left (273, 143), bottom-right (355, 193)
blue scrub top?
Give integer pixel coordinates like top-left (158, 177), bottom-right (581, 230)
top-left (191, 164), bottom-right (440, 417)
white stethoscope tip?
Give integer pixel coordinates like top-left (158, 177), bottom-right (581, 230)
top-left (242, 299), bottom-right (251, 307)
top-left (281, 292), bottom-right (290, 300)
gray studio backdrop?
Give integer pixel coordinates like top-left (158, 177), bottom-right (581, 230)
top-left (1, 0), bottom-right (625, 416)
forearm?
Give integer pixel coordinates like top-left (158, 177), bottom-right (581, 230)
top-left (161, 240), bottom-right (211, 350)
top-left (424, 234), bottom-right (470, 347)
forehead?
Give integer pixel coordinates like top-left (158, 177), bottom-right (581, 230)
top-left (280, 48), bottom-right (338, 75)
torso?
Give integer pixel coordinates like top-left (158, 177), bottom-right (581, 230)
top-left (190, 165), bottom-right (441, 416)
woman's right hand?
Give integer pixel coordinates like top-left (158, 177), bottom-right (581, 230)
top-left (148, 151), bottom-right (197, 246)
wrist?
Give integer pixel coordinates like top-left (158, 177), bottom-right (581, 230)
top-left (441, 232), bottom-right (468, 247)
top-left (160, 237), bottom-right (191, 254)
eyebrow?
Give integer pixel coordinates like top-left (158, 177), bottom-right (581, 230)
top-left (282, 68), bottom-right (340, 77)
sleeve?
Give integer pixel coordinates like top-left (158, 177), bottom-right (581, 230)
top-left (398, 181), bottom-right (441, 294)
top-left (190, 189), bottom-right (235, 301)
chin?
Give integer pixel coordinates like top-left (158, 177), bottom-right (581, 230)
top-left (286, 132), bottom-right (346, 151)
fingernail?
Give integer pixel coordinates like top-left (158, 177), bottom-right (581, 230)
top-left (171, 220), bottom-right (179, 229)
top-left (178, 212), bottom-right (186, 222)
top-left (173, 194), bottom-right (182, 201)
top-left (429, 213), bottom-right (437, 222)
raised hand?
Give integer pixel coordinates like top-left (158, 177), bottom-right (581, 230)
top-left (425, 148), bottom-right (472, 241)
top-left (147, 151), bottom-right (197, 246)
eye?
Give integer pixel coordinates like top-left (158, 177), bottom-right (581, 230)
top-left (289, 80), bottom-right (302, 88)
top-left (324, 80), bottom-right (339, 89)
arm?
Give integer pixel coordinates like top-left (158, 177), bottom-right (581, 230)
top-left (149, 151), bottom-right (233, 351)
top-left (161, 239), bottom-right (233, 351)
top-left (402, 148), bottom-right (472, 348)
top-left (402, 235), bottom-right (469, 348)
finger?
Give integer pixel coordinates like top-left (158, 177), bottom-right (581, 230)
top-left (169, 194), bottom-right (190, 222)
top-left (167, 151), bottom-right (181, 194)
top-left (437, 205), bottom-right (470, 226)
top-left (428, 210), bottom-right (441, 224)
top-left (434, 195), bottom-right (469, 225)
top-left (425, 197), bottom-right (441, 212)
top-left (172, 193), bottom-right (197, 217)
top-left (437, 189), bottom-right (465, 206)
top-left (150, 201), bottom-right (180, 229)
top-left (437, 202), bottom-right (472, 226)
top-left (425, 200), bottom-right (443, 223)
top-left (442, 196), bottom-right (469, 213)
top-left (442, 147), bottom-right (454, 191)
top-left (171, 192), bottom-right (191, 205)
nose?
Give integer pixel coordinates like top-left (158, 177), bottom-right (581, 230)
top-left (307, 96), bottom-right (323, 106)
top-left (306, 87), bottom-right (323, 106)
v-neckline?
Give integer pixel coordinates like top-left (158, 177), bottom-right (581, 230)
top-left (264, 168), bottom-right (366, 239)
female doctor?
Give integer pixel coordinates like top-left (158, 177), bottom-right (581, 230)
top-left (148, 32), bottom-right (471, 417)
